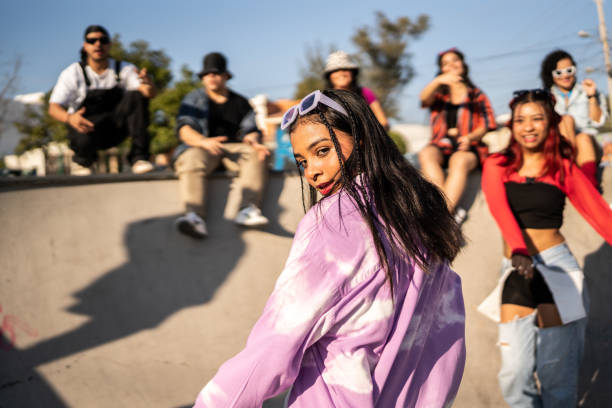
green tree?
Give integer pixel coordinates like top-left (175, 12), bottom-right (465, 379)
top-left (148, 65), bottom-right (200, 154)
top-left (293, 12), bottom-right (429, 118)
top-left (352, 12), bottom-right (429, 117)
top-left (110, 34), bottom-right (172, 91)
top-left (293, 43), bottom-right (335, 99)
top-left (14, 91), bottom-right (67, 154)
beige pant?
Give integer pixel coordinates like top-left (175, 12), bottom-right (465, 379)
top-left (174, 143), bottom-right (267, 218)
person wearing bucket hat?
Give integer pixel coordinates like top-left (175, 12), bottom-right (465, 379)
top-left (324, 51), bottom-right (389, 130)
top-left (48, 24), bottom-right (156, 175)
top-left (173, 52), bottom-right (270, 239)
top-left (197, 52), bottom-right (233, 79)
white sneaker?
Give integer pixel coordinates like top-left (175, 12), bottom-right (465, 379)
top-left (131, 160), bottom-right (154, 174)
top-left (175, 212), bottom-right (207, 238)
top-left (234, 204), bottom-right (269, 227)
top-left (454, 207), bottom-right (468, 225)
top-left (70, 160), bottom-right (93, 176)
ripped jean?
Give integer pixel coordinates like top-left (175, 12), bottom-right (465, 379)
top-left (497, 245), bottom-right (587, 407)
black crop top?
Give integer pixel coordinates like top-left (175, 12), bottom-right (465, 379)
top-left (504, 180), bottom-right (566, 229)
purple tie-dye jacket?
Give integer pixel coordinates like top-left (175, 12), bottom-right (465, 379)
top-left (193, 190), bottom-right (466, 407)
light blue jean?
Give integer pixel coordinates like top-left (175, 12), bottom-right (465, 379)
top-left (497, 243), bottom-right (587, 408)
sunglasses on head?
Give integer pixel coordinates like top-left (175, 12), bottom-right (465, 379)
top-left (85, 36), bottom-right (110, 45)
top-left (510, 88), bottom-right (555, 106)
top-left (281, 90), bottom-right (348, 131)
top-left (552, 65), bottom-right (576, 78)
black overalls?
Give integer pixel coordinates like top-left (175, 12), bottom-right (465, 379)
top-left (67, 61), bottom-right (150, 167)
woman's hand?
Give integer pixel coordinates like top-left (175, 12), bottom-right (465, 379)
top-left (582, 78), bottom-right (598, 97)
top-left (511, 253), bottom-right (534, 279)
top-left (456, 135), bottom-right (471, 151)
top-left (436, 73), bottom-right (463, 86)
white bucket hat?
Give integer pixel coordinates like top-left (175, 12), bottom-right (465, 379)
top-left (324, 51), bottom-right (359, 77)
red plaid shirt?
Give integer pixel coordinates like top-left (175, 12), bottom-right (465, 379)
top-left (428, 87), bottom-right (496, 163)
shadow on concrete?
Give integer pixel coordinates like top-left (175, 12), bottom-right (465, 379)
top-left (15, 213), bottom-right (244, 369)
top-left (12, 174), bottom-right (294, 372)
top-left (579, 242), bottom-right (612, 407)
top-left (0, 334), bottom-right (69, 408)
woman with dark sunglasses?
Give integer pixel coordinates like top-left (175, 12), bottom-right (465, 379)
top-left (541, 49), bottom-right (608, 189)
top-left (192, 90), bottom-right (466, 407)
top-left (419, 48), bottom-right (497, 224)
top-left (479, 89), bottom-right (612, 407)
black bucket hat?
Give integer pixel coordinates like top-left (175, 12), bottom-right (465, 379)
top-left (197, 52), bottom-right (233, 79)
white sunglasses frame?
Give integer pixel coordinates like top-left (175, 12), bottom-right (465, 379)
top-left (552, 65), bottom-right (576, 78)
top-left (281, 90), bottom-right (348, 131)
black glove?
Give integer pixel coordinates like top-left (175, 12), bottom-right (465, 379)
top-left (511, 253), bottom-right (535, 279)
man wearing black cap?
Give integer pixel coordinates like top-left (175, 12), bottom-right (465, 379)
top-left (173, 52), bottom-right (270, 238)
top-left (49, 25), bottom-right (155, 175)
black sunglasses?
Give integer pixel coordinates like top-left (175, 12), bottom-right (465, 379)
top-left (85, 36), bottom-right (110, 45)
top-left (512, 89), bottom-right (551, 99)
top-left (510, 88), bottom-right (555, 107)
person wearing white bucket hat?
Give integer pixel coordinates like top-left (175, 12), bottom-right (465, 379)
top-left (324, 51), bottom-right (389, 130)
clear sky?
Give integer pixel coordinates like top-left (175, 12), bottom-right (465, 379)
top-left (1, 0), bottom-right (609, 123)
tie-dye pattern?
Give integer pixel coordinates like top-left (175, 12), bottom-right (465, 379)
top-left (193, 191), bottom-right (466, 407)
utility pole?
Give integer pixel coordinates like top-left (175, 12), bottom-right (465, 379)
top-left (594, 0), bottom-right (612, 113)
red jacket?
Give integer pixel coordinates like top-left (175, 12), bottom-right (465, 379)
top-left (481, 154), bottom-right (612, 256)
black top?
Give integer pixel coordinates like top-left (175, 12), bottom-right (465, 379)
top-left (505, 180), bottom-right (566, 229)
top-left (209, 91), bottom-right (254, 142)
top-left (445, 103), bottom-right (459, 130)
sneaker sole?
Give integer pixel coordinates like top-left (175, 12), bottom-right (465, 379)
top-left (235, 218), bottom-right (269, 227)
top-left (176, 219), bottom-right (207, 239)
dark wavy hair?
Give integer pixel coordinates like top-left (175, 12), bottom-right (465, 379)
top-left (80, 25), bottom-right (110, 65)
top-left (500, 90), bottom-right (574, 182)
top-left (540, 49), bottom-right (576, 89)
top-left (287, 89), bottom-right (463, 290)
top-left (436, 49), bottom-right (476, 93)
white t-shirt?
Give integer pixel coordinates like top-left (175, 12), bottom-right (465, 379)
top-left (49, 59), bottom-right (141, 113)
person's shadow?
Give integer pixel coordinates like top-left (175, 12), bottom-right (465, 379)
top-left (578, 242), bottom-right (612, 407)
top-left (15, 213), bottom-right (245, 370)
top-left (0, 174), bottom-right (296, 407)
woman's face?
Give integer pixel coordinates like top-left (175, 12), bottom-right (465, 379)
top-left (440, 52), bottom-right (464, 76)
top-left (552, 57), bottom-right (576, 91)
top-left (329, 70), bottom-right (353, 90)
top-left (291, 121), bottom-right (354, 196)
top-left (512, 102), bottom-right (549, 151)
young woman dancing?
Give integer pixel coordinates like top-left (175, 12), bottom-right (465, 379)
top-left (192, 90), bottom-right (466, 407)
top-left (419, 48), bottom-right (497, 223)
top-left (479, 89), bottom-right (612, 407)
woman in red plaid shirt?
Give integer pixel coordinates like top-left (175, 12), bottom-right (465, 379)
top-left (419, 48), bottom-right (497, 224)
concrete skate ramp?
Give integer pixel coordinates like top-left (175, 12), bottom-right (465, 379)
top-left (0, 170), bottom-right (610, 407)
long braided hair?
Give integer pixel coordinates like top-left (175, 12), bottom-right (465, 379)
top-left (288, 90), bottom-right (463, 291)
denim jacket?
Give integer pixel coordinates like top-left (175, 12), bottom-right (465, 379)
top-left (551, 84), bottom-right (608, 136)
top-left (174, 88), bottom-right (259, 159)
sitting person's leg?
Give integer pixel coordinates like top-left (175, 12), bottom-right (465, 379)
top-left (418, 145), bottom-right (445, 188)
top-left (444, 150), bottom-right (478, 212)
top-left (67, 126), bottom-right (100, 167)
top-left (559, 115), bottom-right (599, 188)
top-left (223, 143), bottom-right (269, 226)
top-left (559, 114), bottom-right (576, 146)
top-left (174, 147), bottom-right (222, 238)
top-left (114, 90), bottom-right (153, 172)
top-left (575, 132), bottom-right (598, 188)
